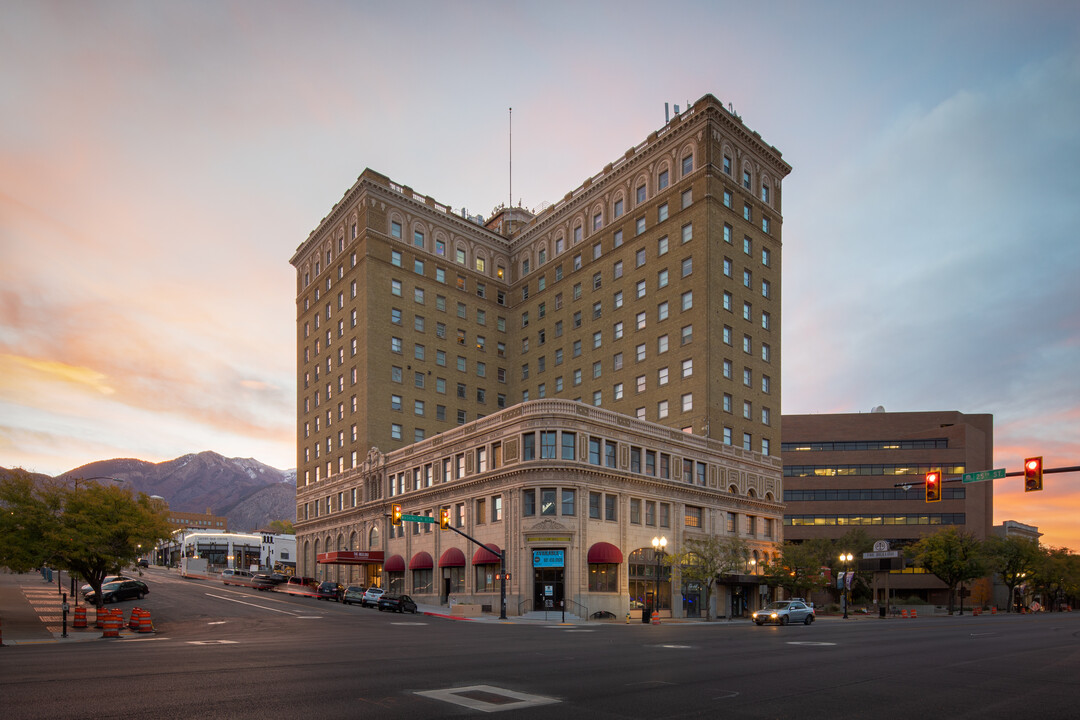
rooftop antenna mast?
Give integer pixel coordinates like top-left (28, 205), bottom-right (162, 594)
top-left (509, 107), bottom-right (513, 222)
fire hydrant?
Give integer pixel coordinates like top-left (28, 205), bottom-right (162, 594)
top-left (625, 612), bottom-right (631, 624)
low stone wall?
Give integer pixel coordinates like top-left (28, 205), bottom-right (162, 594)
top-left (450, 604), bottom-right (483, 617)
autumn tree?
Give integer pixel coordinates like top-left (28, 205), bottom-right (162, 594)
top-left (763, 540), bottom-right (831, 599)
top-left (1031, 547), bottom-right (1080, 612)
top-left (907, 528), bottom-right (987, 614)
top-left (0, 471), bottom-right (173, 607)
top-left (665, 535), bottom-right (749, 620)
top-left (266, 519), bottom-right (295, 535)
top-left (983, 535), bottom-right (1042, 612)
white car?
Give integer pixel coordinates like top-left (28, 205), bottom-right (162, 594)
top-left (753, 600), bottom-right (815, 626)
top-left (361, 587), bottom-right (385, 608)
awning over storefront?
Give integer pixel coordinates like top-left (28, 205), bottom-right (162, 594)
top-left (439, 547), bottom-right (466, 567)
top-left (409, 551), bottom-right (434, 570)
top-left (384, 554), bottom-right (405, 573)
top-left (588, 542), bottom-right (624, 564)
top-left (472, 544), bottom-right (502, 565)
top-left (316, 550), bottom-right (385, 565)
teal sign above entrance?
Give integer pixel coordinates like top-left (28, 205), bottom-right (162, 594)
top-left (533, 550), bottom-right (565, 568)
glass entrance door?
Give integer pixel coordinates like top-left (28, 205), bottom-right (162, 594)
top-left (533, 567), bottom-right (564, 611)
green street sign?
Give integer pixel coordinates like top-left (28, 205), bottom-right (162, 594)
top-left (401, 513), bottom-right (435, 524)
top-left (962, 468), bottom-right (1005, 484)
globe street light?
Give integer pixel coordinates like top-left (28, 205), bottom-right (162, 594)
top-left (652, 536), bottom-right (667, 620)
top-left (839, 552), bottom-right (854, 619)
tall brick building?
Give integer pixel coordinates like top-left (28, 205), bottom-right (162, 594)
top-left (290, 93), bottom-right (791, 618)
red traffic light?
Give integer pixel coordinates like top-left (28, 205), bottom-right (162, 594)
top-left (1024, 456), bottom-right (1043, 492)
top-left (925, 470), bottom-right (941, 503)
top-left (439, 508), bottom-right (450, 529)
top-left (391, 504), bottom-right (402, 526)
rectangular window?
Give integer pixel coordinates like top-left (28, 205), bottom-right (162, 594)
top-left (523, 489), bottom-right (535, 516)
top-left (685, 506), bottom-right (702, 528)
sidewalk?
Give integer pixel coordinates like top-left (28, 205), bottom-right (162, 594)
top-left (0, 570), bottom-right (133, 646)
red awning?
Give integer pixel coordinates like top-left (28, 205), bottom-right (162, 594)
top-left (384, 554), bottom-right (405, 573)
top-left (439, 547), bottom-right (466, 567)
top-left (472, 543), bottom-right (502, 565)
top-left (409, 551), bottom-right (434, 570)
top-left (316, 550), bottom-right (385, 565)
top-left (588, 542), bottom-right (624, 564)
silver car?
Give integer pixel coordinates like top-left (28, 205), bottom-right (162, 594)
top-left (360, 587), bottom-right (385, 608)
top-left (753, 600), bottom-right (815, 626)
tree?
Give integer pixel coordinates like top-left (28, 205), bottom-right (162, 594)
top-left (907, 528), bottom-right (987, 614)
top-left (0, 471), bottom-right (173, 607)
top-left (266, 519), bottom-right (295, 535)
top-left (0, 471), bottom-right (62, 571)
top-left (666, 536), bottom-right (749, 620)
top-left (763, 540), bottom-right (831, 599)
top-left (983, 535), bottom-right (1042, 612)
top-left (1030, 546), bottom-right (1080, 612)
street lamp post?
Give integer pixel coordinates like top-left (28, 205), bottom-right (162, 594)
top-left (651, 536), bottom-right (667, 620)
top-left (839, 552), bottom-right (853, 619)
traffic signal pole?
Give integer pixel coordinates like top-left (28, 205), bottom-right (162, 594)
top-left (894, 464), bottom-right (1080, 489)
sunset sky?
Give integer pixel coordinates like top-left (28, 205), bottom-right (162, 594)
top-left (2, 1), bottom-right (1077, 548)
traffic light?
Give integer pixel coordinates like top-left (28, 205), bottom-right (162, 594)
top-left (925, 470), bottom-right (941, 503)
top-left (391, 504), bottom-right (402, 526)
top-left (1024, 457), bottom-right (1043, 492)
top-left (439, 508), bottom-right (450, 529)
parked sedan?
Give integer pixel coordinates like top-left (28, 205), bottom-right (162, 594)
top-left (85, 579), bottom-right (149, 605)
top-left (316, 581), bottom-right (344, 601)
top-left (752, 600), bottom-right (815, 626)
top-left (342, 586), bottom-right (366, 606)
top-left (377, 594), bottom-right (418, 614)
top-left (360, 587), bottom-right (385, 608)
top-left (80, 575), bottom-right (131, 597)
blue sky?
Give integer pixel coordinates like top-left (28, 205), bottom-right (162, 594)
top-left (1, 0), bottom-right (1078, 547)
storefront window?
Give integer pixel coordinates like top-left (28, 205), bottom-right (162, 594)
top-left (589, 563), bottom-right (619, 592)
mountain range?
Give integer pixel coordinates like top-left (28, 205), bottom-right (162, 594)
top-left (3, 451), bottom-right (297, 533)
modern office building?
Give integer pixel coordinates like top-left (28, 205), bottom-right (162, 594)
top-left (290, 93), bottom-right (791, 617)
top-left (782, 409), bottom-right (994, 604)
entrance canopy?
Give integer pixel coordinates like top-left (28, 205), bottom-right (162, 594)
top-left (317, 550), bottom-right (385, 565)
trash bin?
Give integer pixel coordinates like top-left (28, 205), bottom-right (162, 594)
top-left (879, 606), bottom-right (887, 618)
top-left (642, 608), bottom-right (652, 624)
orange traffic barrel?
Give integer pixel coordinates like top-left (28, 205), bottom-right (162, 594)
top-left (101, 615), bottom-right (120, 638)
top-left (73, 606), bottom-right (87, 628)
top-left (128, 608), bottom-right (141, 630)
top-left (137, 609), bottom-right (154, 633)
top-left (94, 607), bottom-right (105, 628)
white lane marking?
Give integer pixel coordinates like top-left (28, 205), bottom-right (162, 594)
top-left (786, 641), bottom-right (837, 646)
top-left (204, 593), bottom-right (310, 616)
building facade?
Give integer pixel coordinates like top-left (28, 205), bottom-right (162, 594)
top-left (782, 410), bottom-right (994, 604)
top-left (290, 93), bottom-right (791, 617)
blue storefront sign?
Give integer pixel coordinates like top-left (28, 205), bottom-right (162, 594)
top-left (533, 550), bottom-right (565, 568)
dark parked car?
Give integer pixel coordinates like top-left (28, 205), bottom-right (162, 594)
top-left (136, 558), bottom-right (149, 568)
top-left (377, 594), bottom-right (418, 614)
top-left (85, 579), bottom-right (149, 605)
top-left (80, 575), bottom-right (131, 597)
top-left (316, 581), bottom-right (344, 601)
top-left (342, 586), bottom-right (366, 605)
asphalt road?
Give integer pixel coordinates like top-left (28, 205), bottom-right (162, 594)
top-left (3, 569), bottom-right (1078, 719)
